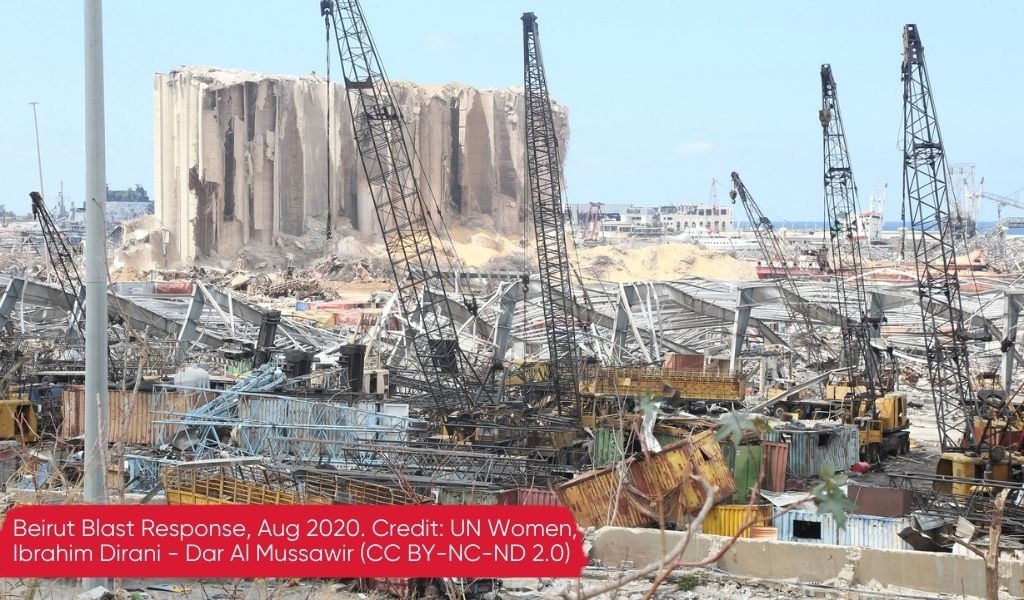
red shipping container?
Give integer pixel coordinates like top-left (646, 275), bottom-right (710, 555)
top-left (154, 280), bottom-right (194, 295)
top-left (496, 488), bottom-right (562, 507)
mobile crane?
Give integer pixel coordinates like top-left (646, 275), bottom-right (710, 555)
top-left (819, 65), bottom-right (908, 462)
top-left (522, 12), bottom-right (581, 420)
top-left (321, 1), bottom-right (488, 425)
top-left (901, 24), bottom-right (1018, 488)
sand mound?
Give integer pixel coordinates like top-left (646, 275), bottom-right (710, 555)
top-left (573, 242), bottom-right (757, 282)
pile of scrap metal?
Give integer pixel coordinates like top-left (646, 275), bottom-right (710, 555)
top-left (556, 429), bottom-right (736, 529)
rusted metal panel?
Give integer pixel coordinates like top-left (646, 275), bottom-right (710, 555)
top-left (497, 488), bottom-right (561, 507)
top-left (773, 508), bottom-right (840, 545)
top-left (702, 503), bottom-right (773, 538)
top-left (154, 280), bottom-right (194, 295)
top-left (690, 429), bottom-right (737, 500)
top-left (62, 387), bottom-right (193, 445)
top-left (559, 430), bottom-right (734, 528)
top-left (847, 483), bottom-right (912, 517)
top-left (556, 465), bottom-right (653, 529)
top-left (765, 426), bottom-right (858, 478)
top-left (662, 352), bottom-right (704, 371)
top-left (760, 440), bottom-right (789, 492)
top-left (839, 514), bottom-right (912, 550)
top-left (628, 430), bottom-right (736, 522)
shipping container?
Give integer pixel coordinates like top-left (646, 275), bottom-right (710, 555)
top-left (702, 503), bottom-right (773, 538)
top-left (436, 487), bottom-right (501, 506)
top-left (760, 440), bottom-right (789, 492)
top-left (628, 430), bottom-right (735, 522)
top-left (773, 508), bottom-right (840, 545)
top-left (764, 425), bottom-right (858, 478)
top-left (62, 387), bottom-right (199, 445)
top-left (839, 514), bottom-right (912, 550)
top-left (154, 280), bottom-right (194, 295)
top-left (0, 400), bottom-right (38, 443)
top-left (723, 444), bottom-right (762, 503)
top-left (593, 427), bottom-right (627, 467)
top-left (556, 464), bottom-right (653, 529)
top-left (111, 281), bottom-right (156, 295)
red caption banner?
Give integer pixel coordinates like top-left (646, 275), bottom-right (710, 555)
top-left (0, 505), bottom-right (587, 578)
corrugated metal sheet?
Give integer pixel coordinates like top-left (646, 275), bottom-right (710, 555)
top-left (593, 428), bottom-right (626, 467)
top-left (556, 465), bottom-right (653, 529)
top-left (703, 503), bottom-right (773, 538)
top-left (62, 388), bottom-right (196, 445)
top-left (760, 441), bottom-right (789, 491)
top-left (723, 445), bottom-right (762, 503)
top-left (496, 488), bottom-right (561, 506)
top-left (773, 508), bottom-right (840, 545)
top-left (839, 514), bottom-right (912, 550)
top-left (437, 488), bottom-right (500, 506)
top-left (629, 430), bottom-right (736, 521)
top-left (764, 426), bottom-right (858, 478)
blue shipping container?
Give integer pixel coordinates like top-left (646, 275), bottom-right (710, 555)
top-left (773, 508), bottom-right (840, 545)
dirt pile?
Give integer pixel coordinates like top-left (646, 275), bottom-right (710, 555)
top-left (573, 242), bottom-right (757, 282)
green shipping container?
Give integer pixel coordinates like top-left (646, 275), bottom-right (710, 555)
top-left (593, 428), bottom-right (627, 467)
top-left (723, 444), bottom-right (763, 504)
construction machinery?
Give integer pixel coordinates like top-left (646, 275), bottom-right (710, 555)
top-left (901, 24), bottom-right (1020, 488)
top-left (30, 191), bottom-right (84, 335)
top-left (730, 173), bottom-right (834, 371)
top-left (819, 64), bottom-right (908, 462)
top-left (522, 12), bottom-right (582, 420)
top-left (730, 172), bottom-right (840, 422)
top-left (322, 0), bottom-right (488, 423)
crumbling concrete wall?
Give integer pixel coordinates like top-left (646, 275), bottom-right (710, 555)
top-left (154, 66), bottom-right (570, 263)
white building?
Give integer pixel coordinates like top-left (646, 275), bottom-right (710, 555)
top-left (574, 202), bottom-right (734, 237)
top-left (659, 204), bottom-right (734, 234)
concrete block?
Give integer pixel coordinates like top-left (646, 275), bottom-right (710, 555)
top-left (716, 538), bottom-right (848, 582)
top-left (589, 527), bottom-right (711, 568)
top-left (857, 547), bottom-right (1023, 598)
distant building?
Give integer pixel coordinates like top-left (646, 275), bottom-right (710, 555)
top-left (658, 203), bottom-right (733, 234)
top-left (573, 202), bottom-right (734, 240)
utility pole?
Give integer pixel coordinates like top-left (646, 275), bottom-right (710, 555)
top-left (29, 102), bottom-right (44, 201)
top-left (83, 0), bottom-right (109, 591)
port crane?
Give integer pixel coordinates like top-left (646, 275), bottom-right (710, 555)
top-left (322, 0), bottom-right (487, 416)
top-left (901, 24), bottom-right (1006, 457)
top-left (522, 12), bottom-right (581, 419)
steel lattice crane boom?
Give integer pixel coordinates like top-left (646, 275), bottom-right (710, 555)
top-left (730, 173), bottom-right (833, 368)
top-left (30, 191), bottom-right (83, 333)
top-left (819, 65), bottom-right (882, 400)
top-left (322, 0), bottom-right (486, 415)
top-left (522, 12), bottom-right (580, 418)
top-left (902, 24), bottom-right (982, 453)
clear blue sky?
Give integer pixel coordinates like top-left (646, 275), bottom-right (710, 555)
top-left (2, 1), bottom-right (1022, 222)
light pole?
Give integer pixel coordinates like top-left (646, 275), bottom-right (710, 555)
top-left (29, 101), bottom-right (44, 200)
top-left (83, 0), bottom-right (110, 591)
